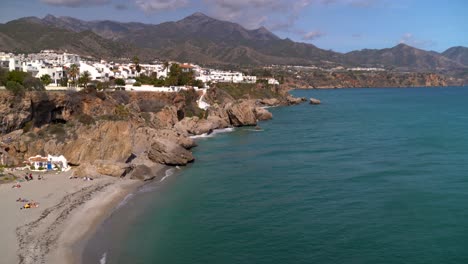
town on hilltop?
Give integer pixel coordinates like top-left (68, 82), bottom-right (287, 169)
top-left (0, 50), bottom-right (281, 92)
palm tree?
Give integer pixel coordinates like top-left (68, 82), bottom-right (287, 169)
top-left (68, 64), bottom-right (79, 87)
top-left (133, 56), bottom-right (141, 77)
top-left (163, 61), bottom-right (170, 77)
top-left (78, 71), bottom-right (92, 90)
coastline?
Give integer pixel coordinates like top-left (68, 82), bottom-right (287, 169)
top-left (50, 178), bottom-right (142, 264)
top-left (0, 169), bottom-right (142, 264)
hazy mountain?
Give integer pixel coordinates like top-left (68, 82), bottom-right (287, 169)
top-left (344, 44), bottom-right (464, 72)
top-left (0, 17), bottom-right (155, 60)
top-left (37, 13), bottom-right (341, 65)
top-left (442, 46), bottom-right (468, 66)
top-left (1, 13), bottom-right (467, 72)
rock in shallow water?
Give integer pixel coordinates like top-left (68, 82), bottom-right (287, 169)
top-left (309, 98), bottom-right (321, 105)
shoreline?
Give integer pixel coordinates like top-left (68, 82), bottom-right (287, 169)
top-left (0, 169), bottom-right (143, 264)
top-left (292, 85), bottom-right (468, 90)
top-left (52, 179), bottom-right (142, 264)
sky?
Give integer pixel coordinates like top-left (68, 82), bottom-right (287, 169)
top-left (0, 0), bottom-right (466, 53)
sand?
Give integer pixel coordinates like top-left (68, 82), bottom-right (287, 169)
top-left (0, 169), bottom-right (141, 264)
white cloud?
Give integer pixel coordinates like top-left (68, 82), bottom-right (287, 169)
top-left (302, 30), bottom-right (326, 40)
top-left (40, 0), bottom-right (110, 7)
top-left (399, 33), bottom-right (435, 48)
top-left (318, 0), bottom-right (379, 7)
top-left (134, 0), bottom-right (189, 12)
top-left (203, 0), bottom-right (312, 30)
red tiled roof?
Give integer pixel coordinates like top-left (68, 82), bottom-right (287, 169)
top-left (29, 156), bottom-right (48, 162)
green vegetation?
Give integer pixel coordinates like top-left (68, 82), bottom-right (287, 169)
top-left (133, 81), bottom-right (142, 87)
top-left (133, 63), bottom-right (204, 88)
top-left (6, 81), bottom-right (25, 96)
top-left (141, 112), bottom-right (152, 124)
top-left (0, 69), bottom-right (45, 95)
top-left (40, 74), bottom-right (52, 85)
top-left (95, 81), bottom-right (111, 91)
top-left (115, 78), bottom-right (125, 86)
top-left (214, 82), bottom-right (280, 100)
top-left (133, 56), bottom-right (142, 75)
top-left (78, 71), bottom-right (91, 89)
top-left (77, 114), bottom-right (95, 125)
top-left (59, 77), bottom-right (68, 87)
top-left (115, 104), bottom-right (130, 118)
top-left (68, 64), bottom-right (79, 87)
top-left (22, 121), bottom-right (33, 133)
top-left (179, 89), bottom-right (205, 118)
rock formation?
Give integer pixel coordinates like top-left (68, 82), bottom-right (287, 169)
top-left (309, 98), bottom-right (321, 105)
top-left (0, 86), bottom-right (304, 179)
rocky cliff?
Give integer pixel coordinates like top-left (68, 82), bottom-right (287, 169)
top-left (279, 71), bottom-right (456, 90)
top-left (0, 85), bottom-right (302, 180)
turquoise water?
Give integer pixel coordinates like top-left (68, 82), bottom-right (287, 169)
top-left (84, 87), bottom-right (468, 264)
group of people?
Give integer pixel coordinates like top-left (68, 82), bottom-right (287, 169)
top-left (23, 173), bottom-right (43, 181)
top-left (16, 198), bottom-right (39, 209)
top-left (69, 176), bottom-right (93, 181)
top-left (21, 201), bottom-right (39, 209)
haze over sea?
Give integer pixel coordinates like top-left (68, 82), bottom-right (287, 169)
top-left (84, 87), bottom-right (468, 264)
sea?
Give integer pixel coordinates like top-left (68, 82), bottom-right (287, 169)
top-left (83, 87), bottom-right (468, 264)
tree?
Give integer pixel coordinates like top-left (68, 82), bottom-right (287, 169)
top-left (23, 76), bottom-right (44, 91)
top-left (7, 70), bottom-right (28, 84)
top-left (0, 67), bottom-right (8, 86)
top-left (163, 61), bottom-right (170, 76)
top-left (115, 78), bottom-right (125, 86)
top-left (133, 56), bottom-right (141, 76)
top-left (68, 64), bottom-right (79, 87)
top-left (96, 81), bottom-right (110, 91)
top-left (78, 71), bottom-right (92, 89)
top-left (40, 74), bottom-right (52, 86)
top-left (6, 81), bottom-right (25, 96)
top-left (192, 79), bottom-right (204, 88)
top-left (59, 76), bottom-right (68, 87)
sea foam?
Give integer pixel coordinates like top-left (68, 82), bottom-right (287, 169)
top-left (190, 127), bottom-right (235, 139)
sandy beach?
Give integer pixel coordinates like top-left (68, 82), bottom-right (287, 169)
top-left (0, 169), bottom-right (141, 264)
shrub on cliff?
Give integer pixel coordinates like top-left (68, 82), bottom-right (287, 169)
top-left (22, 121), bottom-right (33, 133)
top-left (3, 70), bottom-right (44, 93)
top-left (6, 81), bottom-right (25, 96)
top-left (0, 67), bottom-right (9, 85)
top-left (77, 114), bottom-right (95, 125)
top-left (115, 104), bottom-right (130, 118)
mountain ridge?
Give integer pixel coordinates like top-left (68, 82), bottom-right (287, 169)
top-left (0, 13), bottom-right (467, 73)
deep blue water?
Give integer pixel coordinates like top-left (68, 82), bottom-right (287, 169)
top-left (84, 87), bottom-right (468, 264)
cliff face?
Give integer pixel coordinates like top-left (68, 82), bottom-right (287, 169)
top-left (0, 87), bottom-right (293, 179)
top-left (280, 71), bottom-right (457, 90)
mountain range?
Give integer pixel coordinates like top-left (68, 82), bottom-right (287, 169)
top-left (0, 13), bottom-right (467, 74)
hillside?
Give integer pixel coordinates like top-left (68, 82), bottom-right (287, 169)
top-left (37, 13), bottom-right (341, 66)
top-left (344, 44), bottom-right (464, 72)
top-left (442, 46), bottom-right (468, 66)
top-left (0, 18), bottom-right (154, 60)
top-left (1, 13), bottom-right (467, 74)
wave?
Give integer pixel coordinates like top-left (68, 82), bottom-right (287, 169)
top-left (160, 168), bottom-right (176, 182)
top-left (190, 127), bottom-right (235, 139)
top-left (99, 252), bottom-right (107, 264)
top-left (114, 193), bottom-right (135, 211)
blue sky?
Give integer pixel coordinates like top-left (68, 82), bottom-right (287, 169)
top-left (0, 0), bottom-right (466, 53)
